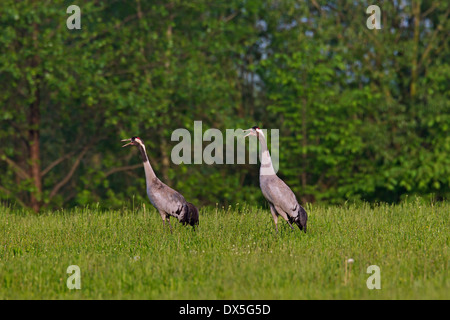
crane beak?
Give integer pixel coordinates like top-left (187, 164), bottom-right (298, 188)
top-left (243, 129), bottom-right (253, 138)
top-left (121, 138), bottom-right (132, 148)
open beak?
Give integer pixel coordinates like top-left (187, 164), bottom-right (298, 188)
top-left (243, 129), bottom-right (253, 138)
top-left (121, 138), bottom-right (132, 148)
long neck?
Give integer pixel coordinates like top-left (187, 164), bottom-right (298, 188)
top-left (137, 143), bottom-right (157, 186)
top-left (257, 131), bottom-right (276, 176)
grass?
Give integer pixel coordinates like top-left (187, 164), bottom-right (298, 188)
top-left (0, 199), bottom-right (448, 299)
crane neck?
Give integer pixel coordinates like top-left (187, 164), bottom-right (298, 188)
top-left (137, 143), bottom-right (157, 183)
top-left (257, 131), bottom-right (276, 176)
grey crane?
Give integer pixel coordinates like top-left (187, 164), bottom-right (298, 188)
top-left (121, 136), bottom-right (199, 231)
top-left (244, 126), bottom-right (307, 233)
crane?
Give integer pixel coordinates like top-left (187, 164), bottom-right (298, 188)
top-left (121, 136), bottom-right (199, 231)
top-left (243, 126), bottom-right (308, 233)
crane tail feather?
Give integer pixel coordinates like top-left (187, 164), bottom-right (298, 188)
top-left (180, 202), bottom-right (199, 228)
top-left (295, 206), bottom-right (308, 233)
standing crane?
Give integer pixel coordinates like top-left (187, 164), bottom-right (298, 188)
top-left (121, 136), bottom-right (199, 231)
top-left (244, 126), bottom-right (308, 233)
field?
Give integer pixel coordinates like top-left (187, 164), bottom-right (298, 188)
top-left (0, 199), bottom-right (448, 299)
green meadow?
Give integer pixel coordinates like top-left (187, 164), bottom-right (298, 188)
top-left (0, 200), bottom-right (448, 299)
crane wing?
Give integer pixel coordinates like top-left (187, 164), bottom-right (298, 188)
top-left (147, 179), bottom-right (187, 218)
top-left (260, 175), bottom-right (299, 215)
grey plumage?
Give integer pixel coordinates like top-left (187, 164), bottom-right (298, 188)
top-left (244, 127), bottom-right (307, 233)
top-left (122, 136), bottom-right (199, 231)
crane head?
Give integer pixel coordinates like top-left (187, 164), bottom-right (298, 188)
top-left (121, 136), bottom-right (144, 148)
top-left (243, 126), bottom-right (261, 138)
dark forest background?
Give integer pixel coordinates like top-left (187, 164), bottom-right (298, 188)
top-left (0, 0), bottom-right (448, 212)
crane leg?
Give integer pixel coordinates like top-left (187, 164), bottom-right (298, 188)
top-left (274, 206), bottom-right (295, 230)
top-left (167, 217), bottom-right (173, 234)
top-left (269, 204), bottom-right (279, 233)
top-left (287, 220), bottom-right (295, 230)
top-left (159, 211), bottom-right (173, 234)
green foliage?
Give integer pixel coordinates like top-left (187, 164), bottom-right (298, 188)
top-left (0, 0), bottom-right (448, 209)
top-left (256, 0), bottom-right (450, 203)
top-left (0, 201), bottom-right (448, 299)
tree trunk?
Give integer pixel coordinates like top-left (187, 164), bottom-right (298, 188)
top-left (410, 0), bottom-right (421, 98)
top-left (301, 98), bottom-right (307, 190)
top-left (29, 21), bottom-right (42, 212)
top-left (159, 10), bottom-right (173, 184)
top-left (28, 94), bottom-right (42, 212)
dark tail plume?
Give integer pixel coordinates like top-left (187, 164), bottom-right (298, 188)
top-left (183, 202), bottom-right (199, 229)
top-left (295, 205), bottom-right (308, 233)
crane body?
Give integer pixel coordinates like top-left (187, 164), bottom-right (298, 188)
top-left (122, 137), bottom-right (199, 231)
top-left (244, 127), bottom-right (307, 233)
